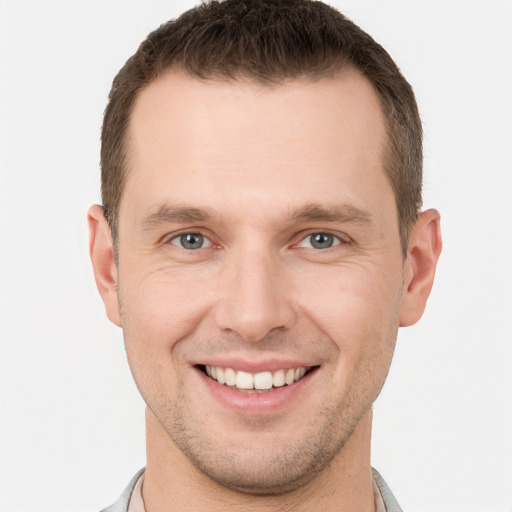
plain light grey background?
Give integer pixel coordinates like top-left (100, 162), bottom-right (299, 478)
top-left (1, 1), bottom-right (511, 511)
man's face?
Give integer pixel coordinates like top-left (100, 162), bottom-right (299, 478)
top-left (114, 70), bottom-right (407, 492)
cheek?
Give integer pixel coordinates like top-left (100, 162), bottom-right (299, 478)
top-left (296, 262), bottom-right (403, 354)
top-left (119, 266), bottom-right (215, 342)
top-left (301, 268), bottom-right (401, 407)
top-left (117, 267), bottom-right (217, 394)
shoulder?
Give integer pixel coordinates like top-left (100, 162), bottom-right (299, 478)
top-left (372, 467), bottom-right (404, 512)
top-left (98, 468), bottom-right (145, 512)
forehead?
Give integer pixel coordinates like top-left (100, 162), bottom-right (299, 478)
top-left (122, 70), bottom-right (391, 226)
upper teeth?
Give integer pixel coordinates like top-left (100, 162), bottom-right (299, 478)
top-left (204, 366), bottom-right (308, 390)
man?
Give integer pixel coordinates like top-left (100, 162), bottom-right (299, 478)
top-left (88, 0), bottom-right (442, 510)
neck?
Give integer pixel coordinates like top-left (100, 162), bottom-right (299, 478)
top-left (142, 408), bottom-right (376, 512)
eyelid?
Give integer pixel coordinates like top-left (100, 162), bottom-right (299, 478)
top-left (167, 231), bottom-right (213, 249)
top-left (294, 230), bottom-right (349, 249)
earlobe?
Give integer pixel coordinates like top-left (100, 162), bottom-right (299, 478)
top-left (399, 209), bottom-right (442, 327)
top-left (87, 204), bottom-right (121, 327)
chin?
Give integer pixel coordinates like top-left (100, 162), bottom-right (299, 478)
top-left (188, 447), bottom-right (335, 496)
top-left (163, 411), bottom-right (358, 496)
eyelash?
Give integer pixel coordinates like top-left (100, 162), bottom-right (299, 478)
top-left (169, 232), bottom-right (212, 250)
top-left (295, 232), bottom-right (345, 250)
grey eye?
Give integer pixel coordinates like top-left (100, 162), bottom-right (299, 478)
top-left (171, 233), bottom-right (211, 250)
top-left (297, 232), bottom-right (340, 250)
top-left (310, 233), bottom-right (334, 249)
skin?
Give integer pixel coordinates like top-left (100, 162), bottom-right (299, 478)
top-left (89, 69), bottom-right (441, 511)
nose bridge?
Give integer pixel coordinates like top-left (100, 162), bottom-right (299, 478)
top-left (214, 239), bottom-right (293, 342)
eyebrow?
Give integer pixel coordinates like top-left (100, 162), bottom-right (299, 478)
top-left (140, 205), bottom-right (212, 230)
top-left (139, 202), bottom-right (372, 231)
top-left (287, 203), bottom-right (372, 225)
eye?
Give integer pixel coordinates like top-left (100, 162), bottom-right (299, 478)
top-left (297, 232), bottom-right (342, 250)
top-left (170, 233), bottom-right (211, 250)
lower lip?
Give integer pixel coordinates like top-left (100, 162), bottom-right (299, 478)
top-left (195, 367), bottom-right (318, 414)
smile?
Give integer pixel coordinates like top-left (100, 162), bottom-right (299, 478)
top-left (202, 365), bottom-right (313, 392)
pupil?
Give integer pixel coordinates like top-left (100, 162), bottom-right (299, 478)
top-left (181, 233), bottom-right (203, 249)
top-left (311, 233), bottom-right (333, 249)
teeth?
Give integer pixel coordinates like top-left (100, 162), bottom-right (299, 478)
top-left (225, 367), bottom-right (236, 386)
top-left (254, 371), bottom-right (273, 390)
top-left (272, 369), bottom-right (285, 387)
top-left (204, 365), bottom-right (310, 390)
top-left (236, 370), bottom-right (254, 390)
top-left (216, 367), bottom-right (226, 385)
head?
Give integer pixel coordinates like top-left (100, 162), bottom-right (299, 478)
top-left (89, 0), bottom-right (441, 500)
top-left (101, 0), bottom-right (423, 258)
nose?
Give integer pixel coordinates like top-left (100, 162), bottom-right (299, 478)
top-left (214, 244), bottom-right (295, 342)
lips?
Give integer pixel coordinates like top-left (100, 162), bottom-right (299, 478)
top-left (195, 361), bottom-right (320, 413)
top-left (202, 365), bottom-right (313, 391)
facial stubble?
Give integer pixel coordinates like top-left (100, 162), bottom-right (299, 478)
top-left (117, 274), bottom-right (402, 497)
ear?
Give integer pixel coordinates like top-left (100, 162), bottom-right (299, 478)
top-left (400, 209), bottom-right (442, 327)
top-left (88, 205), bottom-right (121, 327)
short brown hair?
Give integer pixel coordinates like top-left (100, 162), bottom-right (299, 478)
top-left (101, 0), bottom-right (422, 256)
